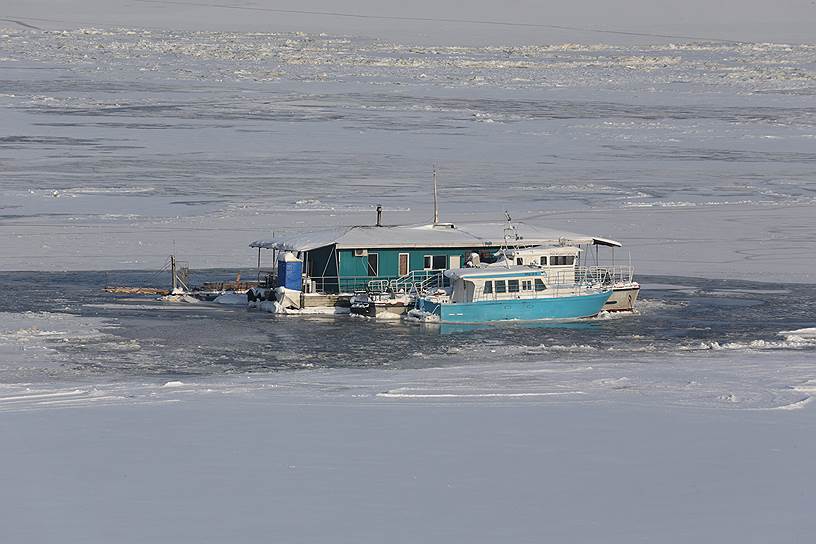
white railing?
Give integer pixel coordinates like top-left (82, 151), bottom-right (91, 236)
top-left (576, 266), bottom-right (635, 287)
top-left (367, 270), bottom-right (446, 294)
top-left (468, 282), bottom-right (604, 303)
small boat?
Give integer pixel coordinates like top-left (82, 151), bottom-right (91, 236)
top-left (414, 266), bottom-right (611, 324)
top-left (499, 245), bottom-right (640, 313)
top-left (349, 291), bottom-right (412, 319)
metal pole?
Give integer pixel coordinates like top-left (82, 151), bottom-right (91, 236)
top-left (170, 255), bottom-right (177, 292)
top-left (257, 247), bottom-right (261, 284)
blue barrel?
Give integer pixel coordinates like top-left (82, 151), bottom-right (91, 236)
top-left (277, 252), bottom-right (303, 291)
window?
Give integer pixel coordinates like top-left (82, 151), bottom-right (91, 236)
top-left (534, 279), bottom-right (546, 291)
top-left (480, 250), bottom-right (497, 264)
top-left (508, 279), bottom-right (520, 293)
top-left (550, 256), bottom-right (576, 266)
top-left (516, 257), bottom-right (524, 265)
top-left (522, 280), bottom-right (532, 291)
top-left (495, 280), bottom-right (507, 293)
top-left (484, 281), bottom-right (493, 294)
top-left (367, 253), bottom-right (379, 276)
top-left (424, 255), bottom-right (447, 270)
top-left (539, 256), bottom-right (548, 266)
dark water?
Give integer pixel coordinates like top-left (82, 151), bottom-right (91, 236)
top-left (1, 270), bottom-right (814, 381)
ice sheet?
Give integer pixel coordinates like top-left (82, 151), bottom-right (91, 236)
top-left (1, 28), bottom-right (814, 281)
top-left (1, 14), bottom-right (815, 542)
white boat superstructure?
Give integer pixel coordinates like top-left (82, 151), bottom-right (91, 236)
top-left (493, 245), bottom-right (640, 312)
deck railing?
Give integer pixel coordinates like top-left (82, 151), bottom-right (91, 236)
top-left (262, 272), bottom-right (450, 295)
top-left (465, 267), bottom-right (604, 303)
top-left (367, 269), bottom-right (448, 294)
top-left (306, 275), bottom-right (384, 294)
top-left (299, 273), bottom-right (447, 295)
top-left (267, 265), bottom-right (634, 296)
top-left (576, 266), bottom-right (635, 287)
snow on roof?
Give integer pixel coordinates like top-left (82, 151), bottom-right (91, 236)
top-left (249, 221), bottom-right (621, 252)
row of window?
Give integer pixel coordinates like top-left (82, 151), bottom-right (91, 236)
top-left (549, 256), bottom-right (575, 266)
top-left (483, 278), bottom-right (546, 294)
top-left (363, 253), bottom-right (575, 276)
top-left (364, 253), bottom-right (449, 276)
top-left (516, 256), bottom-right (576, 266)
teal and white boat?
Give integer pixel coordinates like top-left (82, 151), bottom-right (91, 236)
top-left (413, 266), bottom-right (611, 324)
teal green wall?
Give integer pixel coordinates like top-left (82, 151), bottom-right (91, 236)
top-left (302, 245), bottom-right (500, 293)
top-left (337, 247), bottom-right (487, 278)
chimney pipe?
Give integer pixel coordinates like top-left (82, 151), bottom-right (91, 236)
top-left (376, 205), bottom-right (383, 227)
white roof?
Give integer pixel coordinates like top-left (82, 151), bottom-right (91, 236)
top-left (445, 265), bottom-right (545, 281)
top-left (509, 246), bottom-right (582, 255)
top-left (249, 221), bottom-right (621, 252)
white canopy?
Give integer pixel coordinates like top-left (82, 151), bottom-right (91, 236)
top-left (249, 221), bottom-right (621, 252)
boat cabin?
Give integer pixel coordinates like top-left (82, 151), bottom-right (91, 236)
top-left (499, 246), bottom-right (582, 284)
top-left (447, 268), bottom-right (551, 304)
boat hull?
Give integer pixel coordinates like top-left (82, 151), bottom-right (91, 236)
top-left (416, 291), bottom-right (612, 324)
top-left (349, 293), bottom-right (411, 318)
top-left (603, 284), bottom-right (640, 312)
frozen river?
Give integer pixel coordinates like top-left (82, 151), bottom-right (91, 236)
top-left (1, 27), bottom-right (815, 281)
top-left (2, 270), bottom-right (815, 411)
top-left (1, 270), bottom-right (816, 543)
top-left (2, 17), bottom-right (816, 544)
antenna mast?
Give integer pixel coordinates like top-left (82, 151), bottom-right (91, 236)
top-left (171, 254), bottom-right (177, 292)
top-left (500, 211), bottom-right (521, 269)
top-left (432, 165), bottom-right (440, 225)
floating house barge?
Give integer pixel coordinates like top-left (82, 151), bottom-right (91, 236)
top-left (249, 221), bottom-right (634, 312)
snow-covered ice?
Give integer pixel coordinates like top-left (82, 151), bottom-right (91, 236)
top-left (212, 292), bottom-right (246, 305)
top-left (1, 26), bottom-right (815, 281)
